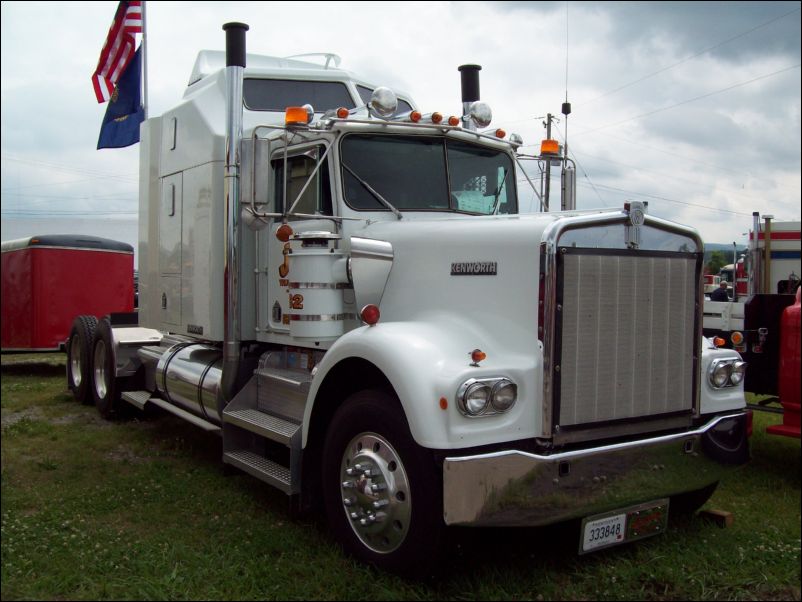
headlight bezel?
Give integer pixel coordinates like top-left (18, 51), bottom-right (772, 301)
top-left (456, 377), bottom-right (517, 417)
top-left (708, 358), bottom-right (747, 389)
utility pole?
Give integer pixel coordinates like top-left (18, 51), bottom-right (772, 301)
top-left (544, 113), bottom-right (553, 212)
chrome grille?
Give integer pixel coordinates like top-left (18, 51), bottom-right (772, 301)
top-left (557, 252), bottom-right (696, 427)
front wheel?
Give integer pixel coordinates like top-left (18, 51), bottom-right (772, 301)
top-left (322, 390), bottom-right (443, 575)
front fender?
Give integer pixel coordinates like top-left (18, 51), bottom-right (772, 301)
top-left (303, 314), bottom-right (541, 450)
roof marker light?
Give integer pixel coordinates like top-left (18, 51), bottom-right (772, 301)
top-left (336, 107), bottom-right (350, 119)
top-left (285, 106), bottom-right (310, 126)
top-left (431, 112), bottom-right (443, 124)
top-left (494, 129), bottom-right (506, 139)
top-left (540, 139), bottom-right (559, 155)
top-left (409, 110), bottom-right (422, 123)
top-left (448, 116), bottom-right (460, 127)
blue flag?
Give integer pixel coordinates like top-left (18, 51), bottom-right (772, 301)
top-left (97, 45), bottom-right (144, 149)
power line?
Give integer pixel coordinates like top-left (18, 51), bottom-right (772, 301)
top-left (575, 63), bottom-right (801, 136)
top-left (576, 6), bottom-right (802, 108)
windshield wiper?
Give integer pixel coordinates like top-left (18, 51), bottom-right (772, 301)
top-left (492, 168), bottom-right (508, 215)
top-left (342, 163), bottom-right (403, 220)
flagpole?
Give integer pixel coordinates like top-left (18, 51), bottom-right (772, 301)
top-left (142, 0), bottom-right (148, 119)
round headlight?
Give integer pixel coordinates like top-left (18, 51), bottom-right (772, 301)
top-left (463, 382), bottom-right (491, 415)
top-left (491, 380), bottom-right (517, 412)
top-left (730, 361), bottom-right (747, 385)
top-left (711, 362), bottom-right (731, 388)
top-left (369, 87), bottom-right (398, 119)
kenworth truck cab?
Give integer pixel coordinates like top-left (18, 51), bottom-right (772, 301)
top-left (66, 23), bottom-right (749, 573)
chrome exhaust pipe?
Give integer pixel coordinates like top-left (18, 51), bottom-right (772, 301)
top-left (221, 22), bottom-right (248, 407)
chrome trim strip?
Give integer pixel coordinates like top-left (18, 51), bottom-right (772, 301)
top-left (443, 413), bottom-right (745, 527)
top-left (288, 313), bottom-right (356, 322)
top-left (288, 282), bottom-right (353, 290)
top-left (1, 246), bottom-right (134, 255)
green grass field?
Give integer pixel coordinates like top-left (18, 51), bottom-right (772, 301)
top-left (1, 353), bottom-right (800, 600)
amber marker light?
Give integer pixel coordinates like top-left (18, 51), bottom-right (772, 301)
top-left (713, 337), bottom-right (727, 347)
top-left (410, 111), bottom-right (422, 123)
top-left (285, 106), bottom-right (309, 125)
top-left (361, 304), bottom-right (381, 326)
top-left (276, 223), bottom-right (294, 242)
top-left (439, 397), bottom-right (448, 410)
top-left (431, 112), bottom-right (443, 124)
top-left (494, 129), bottom-right (506, 139)
top-left (731, 331), bottom-right (744, 346)
top-left (540, 139), bottom-right (559, 155)
top-left (448, 116), bottom-right (460, 126)
top-left (470, 349), bottom-right (487, 365)
top-left (336, 107), bottom-right (350, 119)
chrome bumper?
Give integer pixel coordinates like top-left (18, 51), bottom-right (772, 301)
top-left (443, 413), bottom-right (748, 526)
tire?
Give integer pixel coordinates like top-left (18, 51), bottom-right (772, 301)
top-left (671, 481), bottom-right (719, 518)
top-left (91, 318), bottom-right (124, 419)
top-left (322, 390), bottom-right (443, 575)
top-left (66, 315), bottom-right (98, 405)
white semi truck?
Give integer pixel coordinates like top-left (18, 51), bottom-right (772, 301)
top-left (66, 23), bottom-right (750, 573)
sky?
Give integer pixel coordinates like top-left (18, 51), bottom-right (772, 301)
top-left (2, 1), bottom-right (800, 264)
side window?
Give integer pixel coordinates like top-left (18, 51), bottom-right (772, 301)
top-left (272, 148), bottom-right (332, 220)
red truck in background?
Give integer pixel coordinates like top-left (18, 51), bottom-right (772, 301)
top-left (1, 234), bottom-right (134, 352)
top-left (703, 213), bottom-right (801, 439)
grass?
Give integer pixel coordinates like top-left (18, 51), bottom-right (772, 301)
top-left (1, 353), bottom-right (800, 600)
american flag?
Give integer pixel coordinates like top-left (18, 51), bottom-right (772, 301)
top-left (91, 1), bottom-right (143, 103)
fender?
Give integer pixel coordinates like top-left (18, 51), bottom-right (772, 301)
top-left (303, 314), bottom-right (541, 450)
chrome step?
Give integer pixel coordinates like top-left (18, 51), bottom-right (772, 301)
top-left (121, 390), bottom-right (151, 410)
top-left (223, 450), bottom-right (293, 494)
top-left (223, 408), bottom-right (300, 445)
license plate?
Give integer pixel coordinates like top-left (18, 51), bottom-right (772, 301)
top-left (579, 499), bottom-right (669, 554)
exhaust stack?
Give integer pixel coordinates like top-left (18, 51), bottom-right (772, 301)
top-left (458, 64), bottom-right (481, 131)
top-left (221, 22), bottom-right (248, 407)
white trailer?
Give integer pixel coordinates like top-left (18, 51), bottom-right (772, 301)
top-left (66, 23), bottom-right (750, 573)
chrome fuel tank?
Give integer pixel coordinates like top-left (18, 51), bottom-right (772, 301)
top-left (155, 343), bottom-right (222, 424)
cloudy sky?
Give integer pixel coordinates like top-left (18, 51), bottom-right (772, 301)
top-left (2, 1), bottom-right (800, 262)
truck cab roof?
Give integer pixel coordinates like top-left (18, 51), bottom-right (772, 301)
top-left (186, 50), bottom-right (416, 121)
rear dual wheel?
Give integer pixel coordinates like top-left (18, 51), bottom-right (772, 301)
top-left (91, 318), bottom-right (125, 419)
top-left (66, 315), bottom-right (98, 405)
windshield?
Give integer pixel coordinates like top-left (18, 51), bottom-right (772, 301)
top-left (340, 134), bottom-right (517, 215)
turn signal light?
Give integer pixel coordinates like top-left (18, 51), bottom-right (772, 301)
top-left (470, 349), bottom-right (487, 364)
top-left (361, 304), bottom-right (381, 326)
top-left (713, 337), bottom-right (726, 347)
top-left (540, 139), bottom-right (559, 155)
top-left (285, 106), bottom-right (309, 125)
top-left (336, 107), bottom-right (350, 119)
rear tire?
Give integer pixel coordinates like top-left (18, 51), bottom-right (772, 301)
top-left (322, 390), bottom-right (443, 575)
top-left (91, 318), bottom-right (125, 419)
top-left (66, 315), bottom-right (98, 405)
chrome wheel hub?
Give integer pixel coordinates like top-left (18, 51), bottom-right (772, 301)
top-left (93, 340), bottom-right (108, 399)
top-left (339, 432), bottom-right (411, 554)
top-left (69, 336), bottom-right (82, 387)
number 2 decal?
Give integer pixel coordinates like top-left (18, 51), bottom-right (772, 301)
top-left (289, 294), bottom-right (304, 310)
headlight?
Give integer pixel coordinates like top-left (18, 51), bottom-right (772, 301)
top-left (463, 382), bottom-right (491, 416)
top-left (708, 358), bottom-right (747, 389)
top-left (730, 361), bottom-right (747, 385)
top-left (491, 380), bottom-right (517, 412)
top-left (457, 377), bottom-right (517, 417)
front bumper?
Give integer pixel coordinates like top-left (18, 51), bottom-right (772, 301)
top-left (443, 412), bottom-right (749, 526)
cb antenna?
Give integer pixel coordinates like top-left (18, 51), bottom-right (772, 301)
top-left (561, 1), bottom-right (574, 210)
